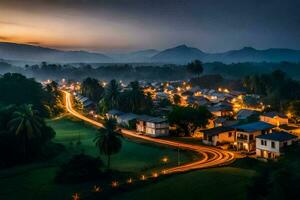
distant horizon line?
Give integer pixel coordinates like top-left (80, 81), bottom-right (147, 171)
top-left (1, 41), bottom-right (300, 55)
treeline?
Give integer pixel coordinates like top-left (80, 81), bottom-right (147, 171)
top-left (205, 62), bottom-right (300, 79)
top-left (2, 60), bottom-right (300, 81)
top-left (81, 78), bottom-right (153, 115)
top-left (24, 62), bottom-right (189, 81)
top-left (0, 73), bottom-right (64, 117)
top-left (243, 70), bottom-right (300, 117)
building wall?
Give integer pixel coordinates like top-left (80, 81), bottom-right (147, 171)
top-left (256, 138), bottom-right (280, 153)
top-left (256, 137), bottom-right (298, 159)
top-left (137, 120), bottom-right (169, 137)
top-left (217, 131), bottom-right (236, 144)
top-left (203, 131), bottom-right (235, 146)
top-left (236, 130), bottom-right (270, 151)
top-left (260, 116), bottom-right (288, 126)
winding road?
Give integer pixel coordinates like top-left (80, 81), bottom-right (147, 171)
top-left (63, 91), bottom-right (235, 174)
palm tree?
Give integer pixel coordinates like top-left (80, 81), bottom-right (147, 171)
top-left (128, 81), bottom-right (144, 113)
top-left (8, 104), bottom-right (43, 160)
top-left (105, 80), bottom-right (121, 109)
top-left (94, 118), bottom-right (122, 170)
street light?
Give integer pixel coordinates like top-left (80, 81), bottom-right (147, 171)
top-left (162, 157), bottom-right (168, 163)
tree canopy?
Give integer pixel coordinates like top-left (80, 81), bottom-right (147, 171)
top-left (168, 105), bottom-right (212, 136)
top-left (187, 60), bottom-right (203, 78)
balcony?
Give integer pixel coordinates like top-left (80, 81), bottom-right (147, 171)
top-left (236, 136), bottom-right (248, 142)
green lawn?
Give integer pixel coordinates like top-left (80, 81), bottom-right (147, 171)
top-left (48, 116), bottom-right (194, 172)
top-left (0, 116), bottom-right (195, 200)
top-left (113, 167), bottom-right (256, 200)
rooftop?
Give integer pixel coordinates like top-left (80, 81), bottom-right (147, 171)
top-left (202, 126), bottom-right (235, 136)
top-left (256, 131), bottom-right (297, 142)
top-left (261, 111), bottom-right (287, 119)
top-left (137, 115), bottom-right (167, 123)
top-left (107, 109), bottom-right (124, 116)
top-left (235, 121), bottom-right (275, 132)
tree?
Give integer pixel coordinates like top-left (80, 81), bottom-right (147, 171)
top-left (187, 60), bottom-right (203, 78)
top-left (288, 100), bottom-right (300, 119)
top-left (173, 94), bottom-right (181, 105)
top-left (94, 118), bottom-right (122, 170)
top-left (81, 77), bottom-right (104, 102)
top-left (127, 81), bottom-right (144, 113)
top-left (168, 105), bottom-right (212, 136)
top-left (55, 154), bottom-right (103, 183)
top-left (8, 104), bottom-right (43, 160)
top-left (104, 79), bottom-right (121, 110)
top-left (44, 81), bottom-right (64, 117)
top-left (0, 73), bottom-right (46, 113)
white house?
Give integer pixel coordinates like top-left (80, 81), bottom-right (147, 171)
top-left (235, 121), bottom-right (275, 152)
top-left (256, 131), bottom-right (298, 159)
top-left (136, 115), bottom-right (169, 137)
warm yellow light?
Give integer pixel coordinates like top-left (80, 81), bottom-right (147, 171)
top-left (287, 112), bottom-right (293, 118)
top-left (162, 157), bottom-right (168, 163)
top-left (112, 181), bottom-right (118, 187)
top-left (140, 175), bottom-right (146, 180)
top-left (93, 185), bottom-right (101, 192)
top-left (127, 178), bottom-right (133, 184)
top-left (152, 172), bottom-right (158, 178)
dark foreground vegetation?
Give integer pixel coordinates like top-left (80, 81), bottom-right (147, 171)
top-left (233, 145), bottom-right (300, 200)
top-left (0, 73), bottom-right (64, 168)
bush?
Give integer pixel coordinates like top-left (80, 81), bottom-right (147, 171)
top-left (55, 154), bottom-right (104, 183)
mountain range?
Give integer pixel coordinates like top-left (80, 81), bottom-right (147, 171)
top-left (1, 42), bottom-right (300, 64)
top-left (0, 42), bottom-right (111, 63)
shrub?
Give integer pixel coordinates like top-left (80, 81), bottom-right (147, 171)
top-left (55, 154), bottom-right (104, 183)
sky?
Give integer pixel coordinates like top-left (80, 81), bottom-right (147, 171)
top-left (0, 0), bottom-right (300, 53)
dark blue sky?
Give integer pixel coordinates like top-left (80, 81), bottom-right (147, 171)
top-left (0, 0), bottom-right (299, 52)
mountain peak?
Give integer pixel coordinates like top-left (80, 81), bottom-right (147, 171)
top-left (174, 44), bottom-right (189, 49)
top-left (241, 46), bottom-right (256, 51)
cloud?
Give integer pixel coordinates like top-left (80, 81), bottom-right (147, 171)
top-left (26, 41), bottom-right (41, 45)
top-left (0, 36), bottom-right (12, 41)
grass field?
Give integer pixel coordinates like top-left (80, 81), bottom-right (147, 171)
top-left (113, 167), bottom-right (256, 200)
top-left (48, 116), bottom-right (195, 172)
top-left (0, 116), bottom-right (195, 200)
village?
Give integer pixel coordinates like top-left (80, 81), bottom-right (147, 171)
top-left (57, 78), bottom-right (300, 161)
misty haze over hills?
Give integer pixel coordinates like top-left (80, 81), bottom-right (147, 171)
top-left (1, 42), bottom-right (300, 64)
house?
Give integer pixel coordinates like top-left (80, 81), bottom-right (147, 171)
top-left (235, 121), bottom-right (275, 152)
top-left (82, 100), bottom-right (95, 110)
top-left (136, 115), bottom-right (169, 137)
top-left (256, 131), bottom-right (298, 159)
top-left (260, 112), bottom-right (288, 126)
top-left (116, 113), bottom-right (138, 127)
top-left (106, 109), bottom-right (124, 119)
top-left (236, 109), bottom-right (259, 121)
top-left (208, 103), bottom-right (233, 117)
top-left (202, 126), bottom-right (235, 146)
top-left (214, 117), bottom-right (239, 127)
top-left (75, 95), bottom-right (95, 110)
